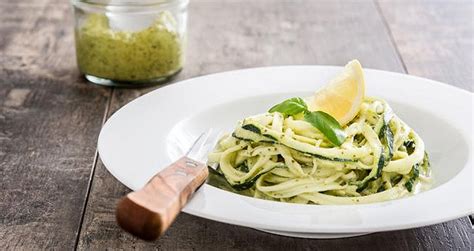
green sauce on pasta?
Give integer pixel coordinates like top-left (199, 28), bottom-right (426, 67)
top-left (207, 97), bottom-right (432, 205)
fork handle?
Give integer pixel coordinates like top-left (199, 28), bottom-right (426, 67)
top-left (116, 157), bottom-right (209, 240)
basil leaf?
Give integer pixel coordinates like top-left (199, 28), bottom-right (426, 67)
top-left (268, 97), bottom-right (308, 115)
top-left (304, 111), bottom-right (347, 146)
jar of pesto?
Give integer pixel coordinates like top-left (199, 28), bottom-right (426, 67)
top-left (72, 0), bottom-right (188, 86)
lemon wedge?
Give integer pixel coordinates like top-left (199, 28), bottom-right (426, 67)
top-left (306, 60), bottom-right (365, 125)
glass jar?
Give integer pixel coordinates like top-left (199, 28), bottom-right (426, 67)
top-left (71, 0), bottom-right (188, 86)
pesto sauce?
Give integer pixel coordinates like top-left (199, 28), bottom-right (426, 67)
top-left (75, 12), bottom-right (183, 82)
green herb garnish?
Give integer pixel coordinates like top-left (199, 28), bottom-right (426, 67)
top-left (303, 111), bottom-right (347, 146)
top-left (268, 97), bottom-right (347, 146)
top-left (268, 97), bottom-right (308, 115)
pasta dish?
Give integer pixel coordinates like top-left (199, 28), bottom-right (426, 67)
top-left (207, 60), bottom-right (431, 204)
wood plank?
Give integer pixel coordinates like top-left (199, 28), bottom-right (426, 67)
top-left (377, 0), bottom-right (473, 91)
top-left (0, 0), bottom-right (111, 249)
top-left (77, 0), bottom-right (472, 250)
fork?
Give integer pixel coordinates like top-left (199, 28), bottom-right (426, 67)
top-left (115, 129), bottom-right (221, 241)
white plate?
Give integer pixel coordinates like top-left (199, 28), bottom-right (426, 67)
top-left (257, 229), bottom-right (369, 239)
top-left (98, 66), bottom-right (473, 236)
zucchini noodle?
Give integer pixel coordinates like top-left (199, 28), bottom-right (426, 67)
top-left (207, 97), bottom-right (432, 205)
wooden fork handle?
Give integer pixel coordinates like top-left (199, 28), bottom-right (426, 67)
top-left (116, 156), bottom-right (209, 241)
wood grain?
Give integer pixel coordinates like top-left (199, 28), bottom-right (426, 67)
top-left (77, 0), bottom-right (471, 250)
top-left (0, 0), bottom-right (111, 249)
top-left (377, 0), bottom-right (473, 91)
top-left (116, 157), bottom-right (208, 240)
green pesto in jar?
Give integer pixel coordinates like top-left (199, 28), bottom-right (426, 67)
top-left (75, 12), bottom-right (183, 82)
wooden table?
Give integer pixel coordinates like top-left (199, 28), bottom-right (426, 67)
top-left (1, 0), bottom-right (472, 249)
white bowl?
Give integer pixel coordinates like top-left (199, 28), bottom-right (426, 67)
top-left (98, 66), bottom-right (473, 236)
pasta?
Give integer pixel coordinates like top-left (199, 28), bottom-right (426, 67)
top-left (207, 97), bottom-right (431, 205)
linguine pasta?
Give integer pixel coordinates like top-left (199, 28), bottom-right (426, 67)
top-left (207, 97), bottom-right (431, 205)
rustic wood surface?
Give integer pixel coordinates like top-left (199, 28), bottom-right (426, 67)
top-left (377, 0), bottom-right (473, 91)
top-left (0, 0), bottom-right (472, 250)
top-left (0, 0), bottom-right (112, 249)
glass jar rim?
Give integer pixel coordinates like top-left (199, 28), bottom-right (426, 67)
top-left (72, 0), bottom-right (188, 7)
